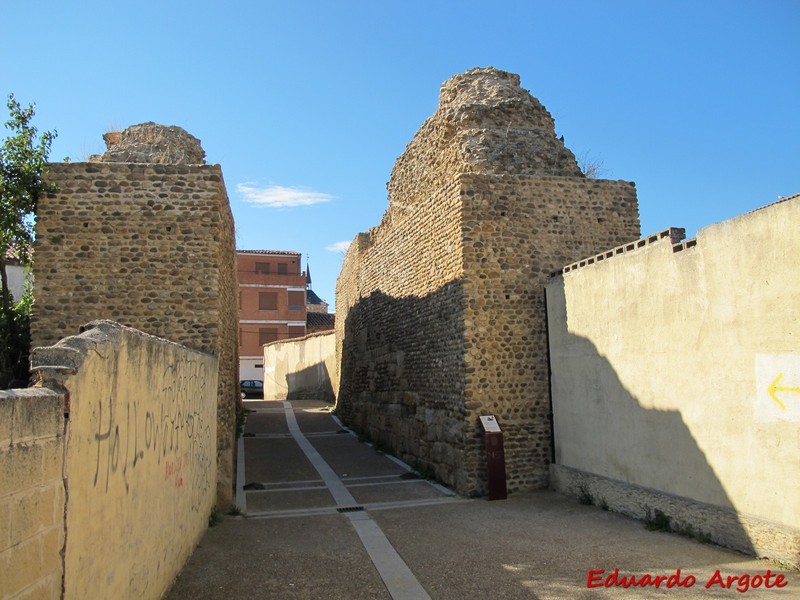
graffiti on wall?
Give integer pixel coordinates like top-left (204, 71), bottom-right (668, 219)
top-left (90, 356), bottom-right (214, 507)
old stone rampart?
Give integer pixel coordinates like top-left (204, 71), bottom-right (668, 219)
top-left (547, 194), bottom-right (800, 566)
top-left (32, 135), bottom-right (239, 506)
top-left (0, 321), bottom-right (218, 600)
top-left (336, 68), bottom-right (640, 495)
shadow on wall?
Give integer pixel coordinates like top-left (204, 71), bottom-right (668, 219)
top-left (286, 361), bottom-right (335, 403)
top-left (337, 282), bottom-right (476, 493)
top-left (547, 277), bottom-right (756, 556)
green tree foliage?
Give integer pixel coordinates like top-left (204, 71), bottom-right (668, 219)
top-left (0, 94), bottom-right (56, 387)
top-left (0, 275), bottom-right (32, 387)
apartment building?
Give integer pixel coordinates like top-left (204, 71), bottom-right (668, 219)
top-left (237, 250), bottom-right (307, 379)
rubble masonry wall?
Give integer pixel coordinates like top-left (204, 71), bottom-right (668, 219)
top-left (32, 162), bottom-right (239, 506)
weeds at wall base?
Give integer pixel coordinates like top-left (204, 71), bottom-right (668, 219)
top-left (643, 506), bottom-right (715, 545)
top-left (645, 508), bottom-right (672, 532)
top-left (577, 486), bottom-right (609, 511)
top-left (235, 407), bottom-right (252, 438)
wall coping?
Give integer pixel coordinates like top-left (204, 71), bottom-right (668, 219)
top-left (263, 329), bottom-right (335, 349)
top-left (552, 228), bottom-right (686, 276)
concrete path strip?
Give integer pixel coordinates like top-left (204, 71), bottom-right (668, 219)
top-left (282, 401), bottom-right (432, 600)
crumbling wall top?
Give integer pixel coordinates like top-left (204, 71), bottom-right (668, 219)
top-left (90, 122), bottom-right (206, 165)
top-left (387, 67), bottom-right (583, 204)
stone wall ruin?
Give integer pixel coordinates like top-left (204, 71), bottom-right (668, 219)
top-left (90, 121), bottom-right (206, 165)
top-left (336, 68), bottom-right (640, 495)
top-left (32, 123), bottom-right (239, 506)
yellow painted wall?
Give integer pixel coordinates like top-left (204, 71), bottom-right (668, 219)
top-left (30, 320), bottom-right (218, 600)
top-left (0, 388), bottom-right (65, 599)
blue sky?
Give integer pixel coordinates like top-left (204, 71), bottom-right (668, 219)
top-left (2, 1), bottom-right (798, 311)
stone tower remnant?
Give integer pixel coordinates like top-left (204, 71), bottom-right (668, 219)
top-left (33, 123), bottom-right (239, 505)
top-left (336, 67), bottom-right (640, 495)
top-left (90, 121), bottom-right (206, 165)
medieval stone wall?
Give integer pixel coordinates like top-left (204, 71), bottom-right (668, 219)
top-left (32, 158), bottom-right (239, 506)
top-left (336, 174), bottom-right (467, 488)
top-left (336, 68), bottom-right (640, 495)
top-left (460, 174), bottom-right (638, 493)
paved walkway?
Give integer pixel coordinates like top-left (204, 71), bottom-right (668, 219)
top-left (166, 399), bottom-right (797, 599)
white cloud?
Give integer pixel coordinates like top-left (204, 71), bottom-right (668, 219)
top-left (237, 183), bottom-right (335, 208)
top-left (326, 240), bottom-right (352, 253)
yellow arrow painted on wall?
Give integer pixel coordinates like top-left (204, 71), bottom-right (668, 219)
top-left (767, 373), bottom-right (800, 410)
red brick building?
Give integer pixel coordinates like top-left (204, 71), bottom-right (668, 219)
top-left (237, 250), bottom-right (307, 379)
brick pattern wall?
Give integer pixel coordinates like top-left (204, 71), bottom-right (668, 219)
top-left (336, 68), bottom-right (640, 495)
top-left (0, 388), bottom-right (65, 600)
top-left (33, 162), bottom-right (239, 505)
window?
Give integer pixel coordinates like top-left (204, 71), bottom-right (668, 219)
top-left (255, 262), bottom-right (270, 274)
top-left (258, 328), bottom-right (278, 346)
top-left (288, 290), bottom-right (305, 311)
top-left (259, 292), bottom-right (278, 311)
top-left (277, 263), bottom-right (288, 275)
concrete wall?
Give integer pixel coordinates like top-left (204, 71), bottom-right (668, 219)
top-left (336, 68), bottom-right (640, 495)
top-left (264, 332), bottom-right (336, 402)
top-left (546, 195), bottom-right (800, 566)
top-left (33, 161), bottom-right (239, 506)
top-left (0, 388), bottom-right (65, 599)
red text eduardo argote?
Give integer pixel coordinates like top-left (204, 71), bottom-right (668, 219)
top-left (587, 568), bottom-right (788, 593)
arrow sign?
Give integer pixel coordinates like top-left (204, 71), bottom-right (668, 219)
top-left (756, 354), bottom-right (800, 423)
top-left (767, 373), bottom-right (800, 410)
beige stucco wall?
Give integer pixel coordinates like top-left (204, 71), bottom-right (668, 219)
top-left (547, 195), bottom-right (800, 564)
top-left (30, 320), bottom-right (218, 599)
top-left (264, 332), bottom-right (336, 402)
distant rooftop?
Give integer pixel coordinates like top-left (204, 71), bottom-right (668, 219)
top-left (237, 250), bottom-right (301, 256)
top-left (307, 312), bottom-right (335, 332)
top-left (307, 288), bottom-right (326, 305)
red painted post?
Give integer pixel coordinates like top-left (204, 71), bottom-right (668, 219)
top-left (480, 416), bottom-right (507, 500)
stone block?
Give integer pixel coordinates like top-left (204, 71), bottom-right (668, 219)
top-left (3, 390), bottom-right (64, 443)
top-left (0, 535), bottom-right (42, 595)
top-left (12, 576), bottom-right (60, 600)
top-left (0, 444), bottom-right (45, 496)
top-left (8, 483), bottom-right (63, 547)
